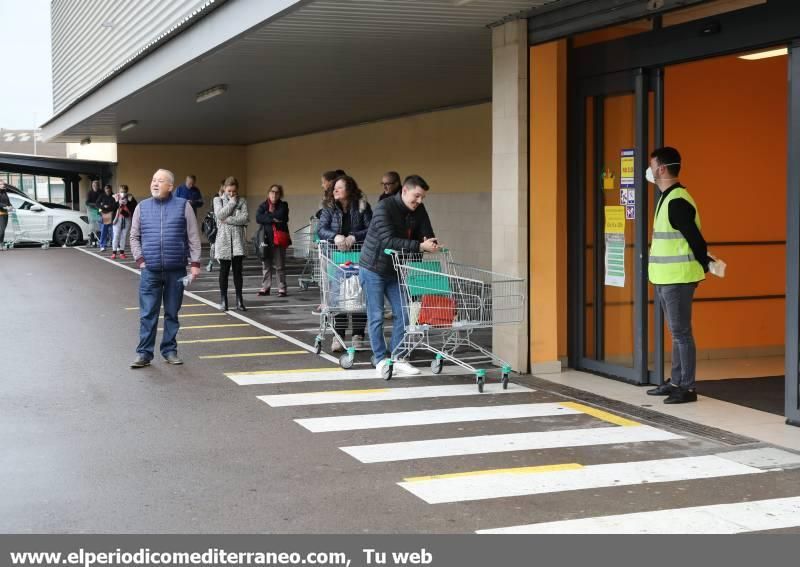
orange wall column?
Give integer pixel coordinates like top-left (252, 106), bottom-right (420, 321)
top-left (530, 40), bottom-right (568, 371)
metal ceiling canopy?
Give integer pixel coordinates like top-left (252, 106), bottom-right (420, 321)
top-left (42, 0), bottom-right (554, 145)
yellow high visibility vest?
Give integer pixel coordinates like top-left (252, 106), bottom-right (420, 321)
top-left (648, 186), bottom-right (705, 285)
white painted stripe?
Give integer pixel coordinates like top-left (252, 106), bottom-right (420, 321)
top-left (229, 366), bottom-right (470, 386)
top-left (341, 425), bottom-right (681, 463)
top-left (478, 496), bottom-right (800, 534)
top-left (75, 248), bottom-right (339, 364)
top-left (296, 403), bottom-right (581, 432)
top-left (259, 383), bottom-right (532, 407)
top-left (400, 455), bottom-right (763, 504)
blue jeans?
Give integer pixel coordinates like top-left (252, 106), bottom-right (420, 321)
top-left (137, 268), bottom-right (186, 360)
top-left (359, 267), bottom-right (407, 365)
top-left (99, 223), bottom-right (112, 248)
top-left (657, 283), bottom-right (697, 390)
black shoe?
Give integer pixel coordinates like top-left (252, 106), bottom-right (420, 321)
top-left (664, 388), bottom-right (697, 404)
top-left (163, 352), bottom-right (183, 365)
top-left (130, 356), bottom-right (151, 369)
top-left (219, 293), bottom-right (229, 311)
top-left (235, 294), bottom-right (247, 311)
top-left (647, 382), bottom-right (675, 396)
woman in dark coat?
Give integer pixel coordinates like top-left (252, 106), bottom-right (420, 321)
top-left (318, 175), bottom-right (372, 353)
top-left (96, 184), bottom-right (118, 251)
top-left (256, 184), bottom-right (291, 297)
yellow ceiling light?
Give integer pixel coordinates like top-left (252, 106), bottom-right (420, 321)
top-left (739, 47), bottom-right (788, 60)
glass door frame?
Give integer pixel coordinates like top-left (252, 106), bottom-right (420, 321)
top-left (569, 68), bottom-right (662, 385)
top-left (564, 0), bottom-right (800, 422)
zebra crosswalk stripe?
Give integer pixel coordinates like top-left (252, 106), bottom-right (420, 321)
top-left (295, 403), bottom-right (582, 432)
top-left (398, 454), bottom-right (765, 504)
top-left (228, 366), bottom-right (468, 386)
top-left (258, 383), bottom-right (533, 407)
top-left (477, 496), bottom-right (800, 534)
top-left (340, 424), bottom-right (681, 463)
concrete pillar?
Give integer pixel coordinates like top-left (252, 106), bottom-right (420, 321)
top-left (492, 20), bottom-right (529, 372)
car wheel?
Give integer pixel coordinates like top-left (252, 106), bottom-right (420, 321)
top-left (54, 222), bottom-right (81, 246)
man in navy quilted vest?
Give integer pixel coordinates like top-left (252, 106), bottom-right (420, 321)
top-left (129, 169), bottom-right (202, 368)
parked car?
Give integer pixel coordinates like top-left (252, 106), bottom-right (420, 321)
top-left (2, 186), bottom-right (91, 246)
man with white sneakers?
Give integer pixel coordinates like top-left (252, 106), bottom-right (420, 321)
top-left (358, 175), bottom-right (439, 377)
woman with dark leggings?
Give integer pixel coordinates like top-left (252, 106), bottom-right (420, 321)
top-left (214, 176), bottom-right (249, 311)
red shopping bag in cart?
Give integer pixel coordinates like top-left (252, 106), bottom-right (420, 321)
top-left (418, 294), bottom-right (456, 326)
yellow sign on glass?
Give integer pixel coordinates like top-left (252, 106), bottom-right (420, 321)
top-left (605, 206), bottom-right (625, 234)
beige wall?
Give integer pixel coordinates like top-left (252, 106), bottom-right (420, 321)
top-left (66, 142), bottom-right (118, 162)
top-left (245, 103), bottom-right (492, 268)
top-left (116, 144), bottom-right (247, 220)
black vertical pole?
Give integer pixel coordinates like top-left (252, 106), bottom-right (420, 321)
top-left (785, 42), bottom-right (800, 426)
top-left (594, 96), bottom-right (605, 361)
top-left (652, 67), bottom-right (665, 385)
top-left (634, 69), bottom-right (649, 385)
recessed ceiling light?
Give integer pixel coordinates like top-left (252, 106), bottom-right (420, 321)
top-left (196, 84), bottom-right (227, 103)
top-left (739, 47), bottom-right (788, 60)
top-left (120, 120), bottom-right (138, 132)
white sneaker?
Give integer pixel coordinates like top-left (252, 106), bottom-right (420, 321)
top-left (330, 339), bottom-right (344, 353)
top-left (393, 361), bottom-right (421, 375)
top-left (375, 358), bottom-right (389, 378)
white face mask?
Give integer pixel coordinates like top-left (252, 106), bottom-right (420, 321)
top-left (646, 162), bottom-right (680, 184)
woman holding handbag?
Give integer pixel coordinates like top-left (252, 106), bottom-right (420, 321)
top-left (214, 176), bottom-right (250, 311)
top-left (256, 184), bottom-right (291, 297)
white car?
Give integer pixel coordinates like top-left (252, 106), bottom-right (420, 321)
top-left (3, 190), bottom-right (92, 247)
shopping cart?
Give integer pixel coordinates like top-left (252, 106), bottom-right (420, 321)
top-left (383, 248), bottom-right (525, 391)
top-left (4, 209), bottom-right (50, 249)
top-left (313, 241), bottom-right (366, 368)
top-left (86, 208), bottom-right (101, 247)
top-left (295, 218), bottom-right (321, 291)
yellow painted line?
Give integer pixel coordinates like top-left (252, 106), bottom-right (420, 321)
top-left (227, 368), bottom-right (344, 377)
top-left (199, 350), bottom-right (308, 359)
top-left (180, 336), bottom-right (277, 344)
top-left (159, 313), bottom-right (226, 319)
top-left (158, 323), bottom-right (249, 331)
top-left (560, 402), bottom-right (641, 427)
top-left (125, 304), bottom-right (205, 310)
top-left (404, 463), bottom-right (584, 483)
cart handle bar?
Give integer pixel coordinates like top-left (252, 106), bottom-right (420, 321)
top-left (384, 248), bottom-right (448, 255)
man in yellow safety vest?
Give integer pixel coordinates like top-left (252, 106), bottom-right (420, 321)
top-left (646, 147), bottom-right (711, 404)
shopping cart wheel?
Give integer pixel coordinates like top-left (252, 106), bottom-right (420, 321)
top-left (314, 337), bottom-right (323, 355)
top-left (476, 369), bottom-right (486, 393)
top-left (339, 352), bottom-right (354, 369)
top-left (501, 365), bottom-right (511, 390)
top-left (381, 361), bottom-right (393, 380)
top-left (431, 357), bottom-right (443, 375)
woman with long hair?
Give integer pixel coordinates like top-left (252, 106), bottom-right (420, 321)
top-left (318, 175), bottom-right (372, 352)
top-left (214, 176), bottom-right (249, 311)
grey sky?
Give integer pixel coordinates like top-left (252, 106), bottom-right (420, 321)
top-left (0, 0), bottom-right (52, 129)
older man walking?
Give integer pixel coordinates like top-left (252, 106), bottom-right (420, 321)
top-left (129, 169), bottom-right (202, 368)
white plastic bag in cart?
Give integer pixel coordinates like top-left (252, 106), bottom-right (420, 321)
top-left (340, 271), bottom-right (363, 311)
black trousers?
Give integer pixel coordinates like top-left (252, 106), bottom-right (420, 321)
top-left (334, 313), bottom-right (367, 339)
top-left (219, 256), bottom-right (244, 294)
